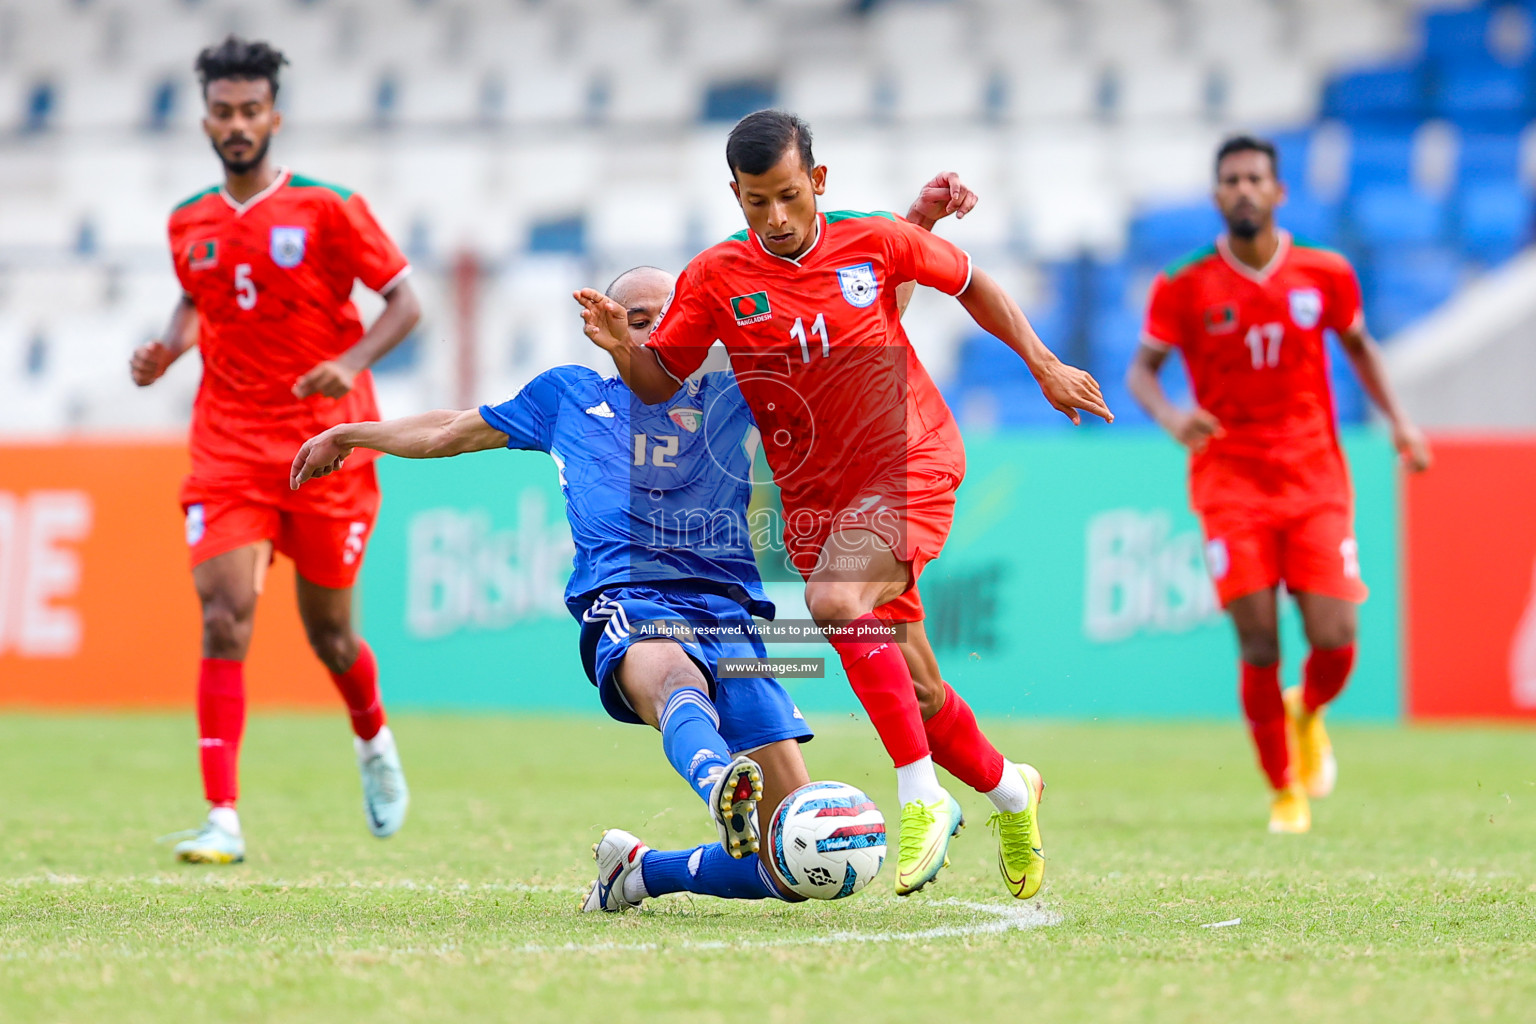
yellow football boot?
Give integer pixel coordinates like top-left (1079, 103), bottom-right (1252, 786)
top-left (987, 762), bottom-right (1046, 900)
top-left (1268, 784), bottom-right (1311, 834)
top-left (1284, 686), bottom-right (1337, 799)
top-left (894, 792), bottom-right (964, 896)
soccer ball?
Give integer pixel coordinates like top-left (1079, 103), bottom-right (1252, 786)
top-left (767, 781), bottom-right (886, 900)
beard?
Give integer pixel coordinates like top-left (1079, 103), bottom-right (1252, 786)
top-left (1225, 205), bottom-right (1265, 240)
top-left (213, 133), bottom-right (271, 175)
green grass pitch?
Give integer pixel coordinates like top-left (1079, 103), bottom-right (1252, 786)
top-left (1, 713), bottom-right (1532, 1023)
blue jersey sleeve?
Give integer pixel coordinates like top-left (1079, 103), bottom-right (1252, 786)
top-left (479, 367), bottom-right (582, 452)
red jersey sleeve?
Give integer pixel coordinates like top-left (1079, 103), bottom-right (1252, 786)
top-left (883, 216), bottom-right (972, 295)
top-left (1325, 259), bottom-right (1365, 335)
top-left (646, 257), bottom-right (718, 383)
top-left (335, 193), bottom-right (410, 294)
top-left (1142, 272), bottom-right (1185, 351)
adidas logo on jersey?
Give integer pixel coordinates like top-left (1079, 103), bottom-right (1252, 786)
top-left (585, 402), bottom-right (615, 418)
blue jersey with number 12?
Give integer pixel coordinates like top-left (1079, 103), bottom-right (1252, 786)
top-left (478, 364), bottom-right (773, 621)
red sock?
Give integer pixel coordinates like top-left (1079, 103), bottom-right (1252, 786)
top-left (198, 658), bottom-right (245, 806)
top-left (924, 683), bottom-right (1005, 792)
top-left (831, 615), bottom-right (930, 768)
top-left (1303, 644), bottom-right (1355, 712)
top-left (1240, 661), bottom-right (1290, 791)
top-left (330, 640), bottom-right (386, 741)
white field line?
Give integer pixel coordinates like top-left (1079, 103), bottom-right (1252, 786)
top-left (1, 876), bottom-right (1060, 956)
top-left (509, 900), bottom-right (1062, 955)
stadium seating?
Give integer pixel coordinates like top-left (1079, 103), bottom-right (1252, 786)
top-left (0, 0), bottom-right (1530, 435)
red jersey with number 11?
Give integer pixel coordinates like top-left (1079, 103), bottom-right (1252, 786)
top-left (168, 168), bottom-right (410, 482)
top-left (646, 211), bottom-right (972, 516)
top-left (1142, 231), bottom-right (1363, 514)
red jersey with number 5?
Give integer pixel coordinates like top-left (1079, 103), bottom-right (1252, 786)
top-left (1142, 232), bottom-right (1363, 513)
top-left (167, 168), bottom-right (410, 481)
top-left (646, 210), bottom-right (972, 516)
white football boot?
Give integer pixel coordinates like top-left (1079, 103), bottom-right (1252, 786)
top-left (581, 829), bottom-right (650, 912)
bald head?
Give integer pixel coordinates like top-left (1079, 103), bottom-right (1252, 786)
top-left (604, 265), bottom-right (676, 347)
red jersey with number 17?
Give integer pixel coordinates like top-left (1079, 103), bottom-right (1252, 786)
top-left (646, 211), bottom-right (972, 516)
top-left (168, 167), bottom-right (410, 482)
top-left (1142, 231), bottom-right (1363, 515)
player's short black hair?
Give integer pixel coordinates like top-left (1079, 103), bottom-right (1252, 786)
top-left (1215, 135), bottom-right (1280, 180)
top-left (726, 110), bottom-right (815, 178)
top-left (195, 35), bottom-right (288, 100)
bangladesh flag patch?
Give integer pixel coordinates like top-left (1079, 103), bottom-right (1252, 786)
top-left (188, 239), bottom-right (218, 271)
top-left (730, 291), bottom-right (772, 325)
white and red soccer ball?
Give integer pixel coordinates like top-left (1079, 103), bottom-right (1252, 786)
top-left (767, 781), bottom-right (886, 900)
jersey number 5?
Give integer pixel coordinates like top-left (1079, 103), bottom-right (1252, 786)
top-left (235, 263), bottom-right (257, 311)
top-left (1244, 322), bottom-right (1283, 369)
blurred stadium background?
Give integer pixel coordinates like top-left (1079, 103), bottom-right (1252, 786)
top-left (1, 0), bottom-right (1534, 723)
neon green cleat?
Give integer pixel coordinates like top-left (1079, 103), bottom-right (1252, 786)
top-left (894, 792), bottom-right (964, 896)
top-left (987, 762), bottom-right (1046, 900)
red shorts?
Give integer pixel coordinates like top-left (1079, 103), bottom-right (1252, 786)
top-left (1199, 501), bottom-right (1367, 608)
top-left (179, 462), bottom-right (381, 589)
top-left (785, 457), bottom-right (961, 624)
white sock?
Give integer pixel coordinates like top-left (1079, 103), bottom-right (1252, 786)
top-left (622, 858), bottom-right (649, 903)
top-left (208, 805), bottom-right (241, 836)
top-left (355, 724), bottom-right (395, 761)
top-left (895, 756), bottom-right (946, 805)
top-left (985, 761), bottom-right (1030, 814)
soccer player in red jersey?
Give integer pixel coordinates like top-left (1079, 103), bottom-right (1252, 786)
top-left (576, 111), bottom-right (1110, 898)
top-left (129, 38), bottom-right (420, 863)
top-left (1127, 136), bottom-right (1432, 834)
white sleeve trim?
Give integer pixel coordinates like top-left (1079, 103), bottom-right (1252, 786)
top-left (948, 251), bottom-right (974, 296)
top-left (377, 265), bottom-right (412, 296)
top-left (646, 342), bottom-right (687, 387)
top-left (1140, 333), bottom-right (1175, 352)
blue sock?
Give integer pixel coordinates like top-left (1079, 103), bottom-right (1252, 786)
top-left (659, 687), bottom-right (730, 802)
top-left (640, 844), bottom-right (783, 901)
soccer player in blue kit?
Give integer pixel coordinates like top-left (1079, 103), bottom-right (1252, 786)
top-left (292, 176), bottom-right (977, 911)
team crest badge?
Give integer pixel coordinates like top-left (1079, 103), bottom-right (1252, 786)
top-left (668, 407), bottom-right (702, 433)
top-left (188, 240), bottom-right (218, 271)
top-left (836, 262), bottom-right (879, 308)
top-left (730, 291), bottom-right (772, 325)
top-left (269, 226), bottom-right (307, 269)
top-left (1288, 288), bottom-right (1323, 329)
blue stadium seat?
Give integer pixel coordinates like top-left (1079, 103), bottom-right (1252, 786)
top-left (1282, 192), bottom-right (1344, 247)
top-left (1422, 6), bottom-right (1495, 66)
top-left (1457, 180), bottom-right (1535, 263)
top-left (1360, 245), bottom-right (1462, 336)
top-left (1351, 183), bottom-right (1447, 247)
top-left (1087, 307), bottom-right (1145, 381)
top-left (1322, 64), bottom-right (1426, 126)
top-left (1127, 202), bottom-right (1224, 267)
top-left (1457, 131), bottom-right (1523, 186)
top-left (1431, 63), bottom-right (1531, 130)
top-left (703, 79), bottom-right (778, 123)
top-left (1347, 127), bottom-right (1417, 190)
top-left (527, 215), bottom-right (587, 255)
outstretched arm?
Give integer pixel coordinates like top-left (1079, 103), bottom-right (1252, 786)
top-left (958, 268), bottom-right (1112, 424)
top-left (1125, 343), bottom-right (1224, 453)
top-left (291, 408), bottom-right (507, 489)
top-left (573, 289), bottom-right (680, 403)
top-left (129, 295), bottom-right (198, 386)
top-left (897, 171), bottom-right (979, 316)
top-left (1337, 324), bottom-right (1431, 471)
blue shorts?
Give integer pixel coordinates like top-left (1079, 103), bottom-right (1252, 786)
top-left (578, 582), bottom-right (813, 754)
